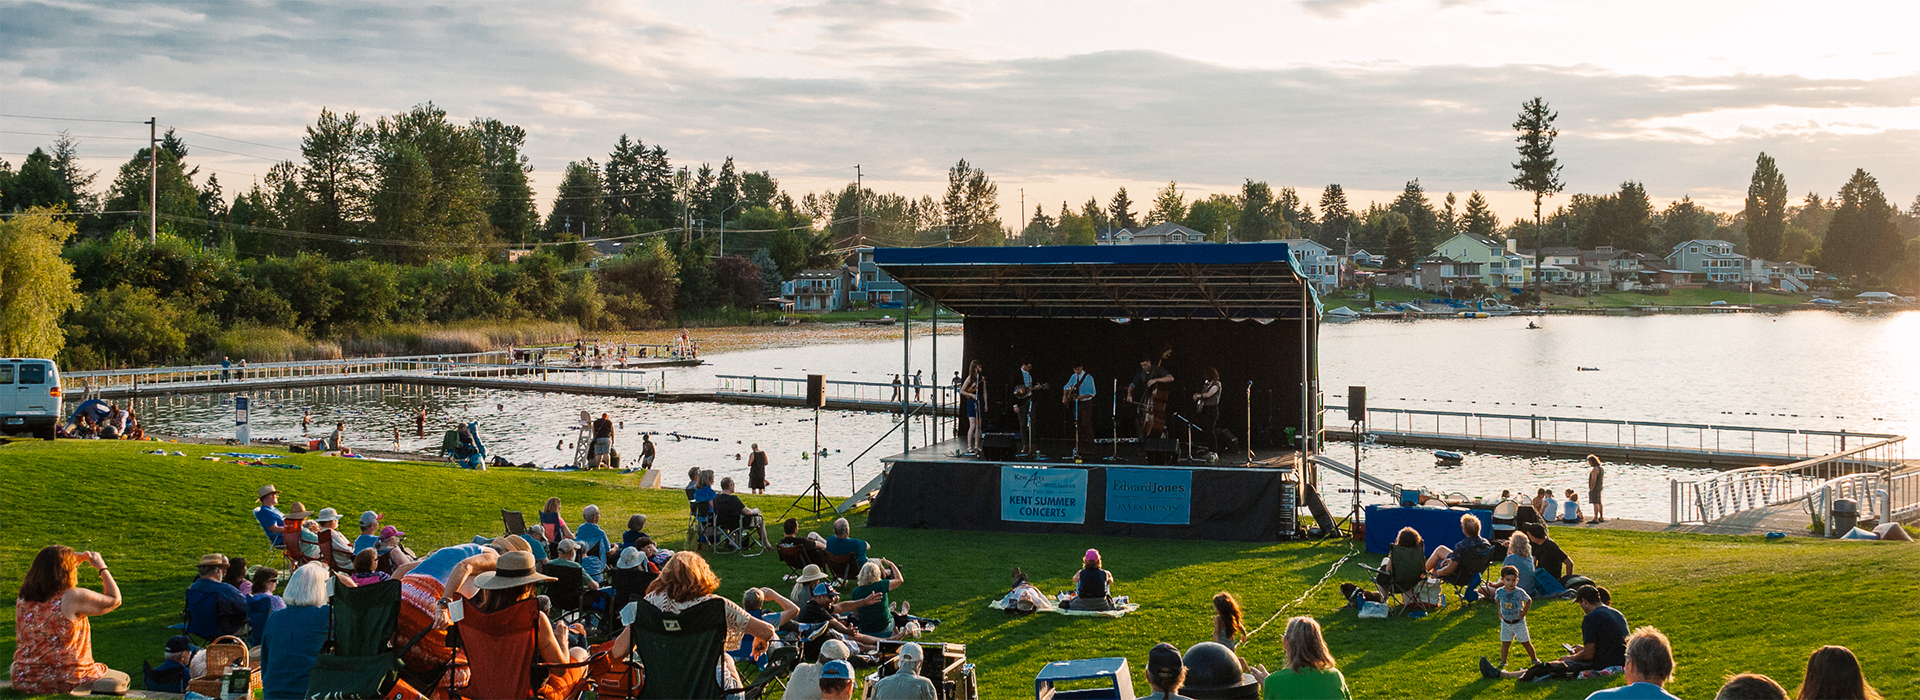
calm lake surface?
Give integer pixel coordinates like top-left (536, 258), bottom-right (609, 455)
top-left (130, 310), bottom-right (1920, 519)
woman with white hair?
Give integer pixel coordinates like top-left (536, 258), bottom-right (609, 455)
top-left (574, 504), bottom-right (614, 583)
top-left (846, 559), bottom-right (908, 637)
top-left (259, 563), bottom-right (334, 700)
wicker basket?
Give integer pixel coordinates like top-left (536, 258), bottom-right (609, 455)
top-left (185, 635), bottom-right (263, 697)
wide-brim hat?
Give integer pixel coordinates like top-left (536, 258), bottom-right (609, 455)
top-left (199, 553), bottom-right (229, 567)
top-left (256, 484), bottom-right (279, 501)
top-left (796, 564), bottom-right (830, 583)
top-left (472, 551), bottom-right (555, 589)
top-left (616, 548), bottom-right (646, 569)
top-left (285, 502), bottom-right (313, 519)
top-left (313, 508), bottom-right (342, 522)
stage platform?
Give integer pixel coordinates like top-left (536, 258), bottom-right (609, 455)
top-left (867, 439), bottom-right (1301, 542)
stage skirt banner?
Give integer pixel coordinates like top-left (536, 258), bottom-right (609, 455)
top-left (1001, 466), bottom-right (1088, 524)
top-left (1104, 468), bottom-right (1193, 525)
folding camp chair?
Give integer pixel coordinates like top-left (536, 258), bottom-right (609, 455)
top-left (281, 516), bottom-right (310, 569)
top-left (142, 660), bottom-right (190, 695)
top-left (183, 588), bottom-right (249, 644)
top-left (316, 531), bottom-right (354, 575)
top-left (1435, 542), bottom-right (1496, 606)
top-left (626, 597), bottom-right (733, 699)
top-left (1490, 499), bottom-right (1520, 540)
top-left (823, 551), bottom-right (859, 581)
top-left (305, 578), bottom-right (441, 698)
top-left (599, 563), bottom-right (658, 639)
top-left (1378, 544), bottom-right (1428, 614)
top-left (714, 509), bottom-right (766, 557)
top-left (685, 500), bottom-right (720, 552)
top-left (775, 542), bottom-right (825, 579)
top-left (448, 597), bottom-right (597, 700)
top-left (543, 565), bottom-right (589, 626)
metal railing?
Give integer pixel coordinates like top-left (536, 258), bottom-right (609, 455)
top-left (1671, 436), bottom-right (1907, 525)
top-left (715, 374), bottom-right (954, 407)
top-left (63, 353), bottom-right (665, 395)
top-left (1360, 406), bottom-right (1898, 461)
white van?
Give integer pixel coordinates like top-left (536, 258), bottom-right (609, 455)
top-left (1, 358), bottom-right (63, 440)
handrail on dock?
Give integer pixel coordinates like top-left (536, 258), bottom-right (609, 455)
top-left (1348, 405), bottom-right (1898, 462)
top-left (1670, 436), bottom-right (1909, 527)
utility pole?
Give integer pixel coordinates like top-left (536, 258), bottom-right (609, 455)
top-left (147, 117), bottom-right (157, 243)
top-left (854, 165), bottom-right (863, 245)
top-left (1020, 188), bottom-right (1026, 244)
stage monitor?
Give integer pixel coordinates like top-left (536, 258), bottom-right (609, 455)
top-left (1348, 386), bottom-right (1366, 423)
top-left (806, 374), bottom-right (826, 408)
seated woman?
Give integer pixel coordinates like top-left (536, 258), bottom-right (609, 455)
top-left (999, 567), bottom-right (1053, 613)
top-left (1255, 616), bottom-right (1353, 700)
top-left (1479, 534), bottom-right (1536, 600)
top-left (1561, 490), bottom-right (1583, 523)
top-left (350, 549), bottom-right (391, 586)
top-left (464, 551), bottom-right (591, 698)
top-left (11, 545), bottom-right (129, 696)
top-left (847, 559), bottom-right (923, 637)
top-left (608, 552), bottom-right (776, 693)
top-left (1065, 549), bottom-right (1118, 611)
top-left (539, 497), bottom-right (574, 543)
top-left (1424, 514), bottom-right (1490, 579)
top-left (259, 563), bottom-right (332, 700)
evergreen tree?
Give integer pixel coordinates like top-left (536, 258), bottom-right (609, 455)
top-left (1381, 212), bottom-right (1417, 270)
top-left (546, 160), bottom-right (605, 240)
top-left (367, 103), bottom-right (495, 263)
top-left (711, 157), bottom-right (741, 225)
top-left (49, 132), bottom-right (97, 212)
top-left (1742, 152), bottom-right (1789, 261)
top-left (1059, 202), bottom-right (1096, 245)
top-left (1821, 169), bottom-right (1900, 280)
top-left (1390, 179), bottom-right (1439, 249)
top-left (1277, 187), bottom-right (1315, 240)
top-left (1146, 181), bottom-right (1186, 226)
top-left (941, 159), bottom-right (1001, 246)
top-left (741, 171), bottom-right (778, 210)
top-left (1108, 187), bottom-right (1138, 229)
top-left (1462, 191), bottom-right (1499, 237)
top-left (1023, 203), bottom-right (1055, 244)
top-left (1510, 97), bottom-right (1565, 296)
top-left (1082, 197), bottom-right (1110, 231)
top-left (1235, 180), bottom-right (1279, 241)
top-left (604, 135), bottom-right (650, 231)
top-left (1317, 185), bottom-right (1352, 248)
top-left (1439, 192), bottom-right (1458, 237)
top-left (104, 144), bottom-right (204, 241)
top-left (750, 248), bottom-right (782, 298)
top-left (300, 109), bottom-right (372, 247)
top-left (472, 118), bottom-right (538, 245)
top-left (2, 149), bottom-right (69, 212)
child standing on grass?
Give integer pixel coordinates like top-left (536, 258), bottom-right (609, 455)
top-left (1493, 564), bottom-right (1539, 669)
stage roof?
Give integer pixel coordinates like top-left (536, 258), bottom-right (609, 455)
top-left (873, 242), bottom-right (1315, 320)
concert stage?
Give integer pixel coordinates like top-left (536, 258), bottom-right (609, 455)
top-left (867, 440), bottom-right (1300, 542)
top-left (863, 242), bottom-right (1322, 542)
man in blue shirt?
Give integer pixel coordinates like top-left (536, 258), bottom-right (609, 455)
top-left (1065, 364), bottom-right (1096, 458)
top-left (1583, 627), bottom-right (1679, 700)
top-left (185, 553), bottom-right (250, 641)
top-left (353, 511), bottom-right (383, 553)
top-left (574, 504), bottom-right (615, 583)
top-left (252, 484), bottom-right (287, 548)
top-left (824, 517), bottom-right (870, 573)
top-left (1484, 585), bottom-right (1629, 682)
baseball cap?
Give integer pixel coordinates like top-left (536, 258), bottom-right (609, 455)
top-left (897, 642), bottom-right (924, 662)
top-left (1085, 548), bottom-right (1100, 563)
top-left (165, 635), bottom-right (197, 654)
top-left (1147, 642), bottom-right (1183, 683)
top-left (380, 525), bottom-right (405, 539)
top-left (819, 659), bottom-right (853, 681)
top-left (359, 511), bottom-right (382, 527)
top-left (812, 582), bottom-right (838, 597)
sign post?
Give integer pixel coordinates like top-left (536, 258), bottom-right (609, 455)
top-left (235, 395), bottom-right (251, 445)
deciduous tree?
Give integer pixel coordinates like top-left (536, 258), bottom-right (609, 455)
top-left (0, 209), bottom-right (81, 358)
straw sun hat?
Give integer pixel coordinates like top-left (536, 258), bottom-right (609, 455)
top-left (472, 551), bottom-right (555, 589)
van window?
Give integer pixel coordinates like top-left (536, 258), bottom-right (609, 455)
top-left (0, 365), bottom-right (12, 384)
top-left (19, 364), bottom-right (46, 384)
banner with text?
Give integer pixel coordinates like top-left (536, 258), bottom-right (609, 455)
top-left (1104, 468), bottom-right (1193, 525)
top-left (1001, 466), bottom-right (1088, 524)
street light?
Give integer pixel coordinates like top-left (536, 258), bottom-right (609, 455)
top-left (718, 201), bottom-right (743, 257)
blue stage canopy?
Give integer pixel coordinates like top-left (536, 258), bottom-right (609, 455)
top-left (873, 242), bottom-right (1314, 320)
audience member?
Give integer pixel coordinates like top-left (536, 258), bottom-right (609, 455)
top-left (713, 477), bottom-right (772, 547)
top-left (540, 496), bottom-right (574, 543)
top-left (606, 552), bottom-right (776, 695)
top-left (1214, 592), bottom-right (1245, 650)
top-left (1068, 548), bottom-right (1117, 611)
top-left (621, 514), bottom-right (651, 551)
top-left (225, 555), bottom-right (255, 594)
top-left (146, 636), bottom-right (202, 694)
top-left (1715, 673), bottom-right (1790, 700)
top-left (825, 517), bottom-right (871, 571)
top-left (1563, 490), bottom-right (1584, 523)
top-left (467, 550), bottom-right (591, 696)
top-left (792, 565), bottom-right (831, 607)
top-left (683, 467), bottom-right (703, 502)
top-left (869, 641), bottom-right (938, 700)
top-left (247, 566), bottom-right (285, 647)
top-left (796, 581), bottom-right (894, 650)
top-left (1426, 514), bottom-right (1491, 579)
top-left (1375, 527), bottom-right (1426, 602)
top-left (749, 443), bottom-right (770, 495)
top-left (1000, 567), bottom-right (1052, 613)
top-left (1483, 585), bottom-right (1627, 682)
top-left (735, 587), bottom-right (801, 665)
top-left (1143, 642), bottom-right (1193, 700)
top-left (546, 539), bottom-right (600, 594)
top-left (254, 484), bottom-right (290, 548)
top-left (186, 552), bottom-right (250, 640)
top-left (259, 562), bottom-right (333, 700)
top-left (376, 524), bottom-right (415, 570)
top-left (574, 504), bottom-right (614, 582)
top-left (1481, 535), bottom-right (1536, 599)
top-left (10, 545), bottom-right (128, 695)
top-left (313, 508), bottom-right (355, 570)
top-left (1588, 455), bottom-right (1608, 524)
top-left (783, 638), bottom-right (853, 700)
top-left (354, 511), bottom-right (383, 553)
top-left (1258, 616), bottom-right (1352, 700)
top-left (691, 469), bottom-right (718, 505)
top-left (818, 659), bottom-right (856, 700)
top-left (1524, 523), bottom-right (1574, 596)
top-left (350, 549), bottom-right (391, 586)
top-left (848, 559), bottom-right (917, 637)
top-left (1794, 645), bottom-right (1881, 700)
top-left (1544, 491), bottom-right (1562, 525)
top-left (1532, 488), bottom-right (1551, 521)
top-left (1585, 627), bottom-right (1677, 700)
top-left (388, 538), bottom-right (509, 673)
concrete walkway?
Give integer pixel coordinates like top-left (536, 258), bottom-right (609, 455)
top-left (1561, 501), bottom-right (1812, 537)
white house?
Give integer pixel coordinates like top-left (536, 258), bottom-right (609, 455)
top-left (1275, 238), bottom-right (1343, 293)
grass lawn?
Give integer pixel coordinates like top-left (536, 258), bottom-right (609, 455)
top-left (1323, 288), bottom-right (1435, 311)
top-left (4, 439), bottom-right (1918, 699)
top-left (1540, 289), bottom-right (1814, 309)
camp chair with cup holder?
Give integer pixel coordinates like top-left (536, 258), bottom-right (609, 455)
top-left (541, 564), bottom-right (589, 627)
top-left (623, 597), bottom-right (782, 699)
top-left (714, 509), bottom-right (766, 557)
top-left (447, 597), bottom-right (600, 700)
top-left (823, 552), bottom-right (860, 582)
top-left (1433, 541), bottom-right (1496, 606)
top-left (685, 500), bottom-right (720, 552)
top-left (305, 578), bottom-right (440, 698)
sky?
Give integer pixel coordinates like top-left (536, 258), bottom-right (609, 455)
top-left (3, 0), bottom-right (1917, 230)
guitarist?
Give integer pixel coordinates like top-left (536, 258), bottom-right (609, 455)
top-left (1012, 361), bottom-right (1047, 455)
top-left (1062, 364), bottom-right (1097, 458)
top-left (1126, 355), bottom-right (1175, 439)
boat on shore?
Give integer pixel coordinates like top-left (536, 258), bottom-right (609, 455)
top-left (858, 316), bottom-right (897, 326)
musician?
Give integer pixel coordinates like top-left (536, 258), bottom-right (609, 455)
top-left (1192, 367), bottom-right (1233, 455)
top-left (1062, 364), bottom-right (1096, 457)
top-left (1014, 362), bottom-right (1037, 454)
top-left (1126, 358), bottom-right (1175, 439)
top-left (960, 361), bottom-right (986, 455)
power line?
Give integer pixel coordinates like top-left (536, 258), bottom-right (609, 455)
top-left (0, 129), bottom-right (147, 141)
top-left (165, 126), bottom-right (300, 153)
top-left (0, 113), bottom-right (149, 125)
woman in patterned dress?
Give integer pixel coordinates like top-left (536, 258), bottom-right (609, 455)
top-left (11, 545), bottom-right (130, 695)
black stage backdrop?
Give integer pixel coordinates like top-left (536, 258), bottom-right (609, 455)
top-left (962, 317), bottom-right (1311, 449)
top-left (868, 461), bottom-right (1294, 541)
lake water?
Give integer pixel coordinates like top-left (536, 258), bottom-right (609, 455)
top-left (127, 310), bottom-right (1920, 520)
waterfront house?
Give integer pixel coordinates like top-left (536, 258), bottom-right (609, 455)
top-left (853, 246), bottom-right (908, 306)
top-left (1095, 227), bottom-right (1134, 245)
top-left (1433, 233), bottom-right (1530, 289)
top-left (782, 267), bottom-right (856, 312)
top-left (1128, 222), bottom-right (1208, 245)
top-left (1415, 256), bottom-right (1484, 292)
top-left (1667, 239), bottom-right (1750, 283)
top-left (1275, 238), bottom-right (1343, 293)
top-left (1349, 249), bottom-right (1383, 268)
top-left (1580, 246), bottom-right (1642, 290)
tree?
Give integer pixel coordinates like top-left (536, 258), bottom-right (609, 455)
top-left (1022, 204), bottom-right (1055, 244)
top-left (750, 248), bottom-right (782, 298)
top-left (1585, 181), bottom-right (1654, 252)
top-left (1462, 191), bottom-right (1499, 237)
top-left (1438, 192), bottom-right (1458, 237)
top-left (546, 160), bottom-right (605, 240)
top-left (1510, 97), bottom-right (1565, 298)
top-left (1318, 185), bottom-right (1352, 248)
top-left (1081, 197), bottom-right (1110, 232)
top-left (1, 149), bottom-right (69, 212)
top-left (1184, 194), bottom-right (1240, 242)
top-left (1058, 202), bottom-right (1096, 245)
top-left (1821, 169), bottom-right (1901, 280)
top-left (472, 118), bottom-right (538, 245)
top-left (49, 132), bottom-right (97, 213)
top-left (1236, 180), bottom-right (1279, 241)
top-left (941, 159), bottom-right (1001, 246)
top-left (1277, 187), bottom-right (1315, 240)
top-left (741, 172), bottom-right (778, 210)
top-left (1108, 187), bottom-right (1138, 229)
top-left (367, 104), bottom-right (495, 263)
top-left (1146, 181), bottom-right (1185, 226)
top-left (1658, 197), bottom-right (1724, 253)
top-left (1381, 212), bottom-right (1417, 270)
top-left (300, 108), bottom-right (372, 246)
top-left (1742, 152), bottom-right (1789, 262)
top-left (0, 209), bottom-right (82, 358)
top-left (104, 142), bottom-right (205, 242)
top-left (1390, 179), bottom-right (1439, 249)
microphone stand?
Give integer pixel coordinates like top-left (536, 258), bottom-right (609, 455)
top-left (1172, 412), bottom-right (1196, 463)
top-left (1107, 378), bottom-right (1120, 462)
top-left (1243, 381), bottom-right (1255, 466)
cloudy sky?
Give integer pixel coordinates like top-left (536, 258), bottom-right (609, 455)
top-left (4, 0), bottom-right (1916, 226)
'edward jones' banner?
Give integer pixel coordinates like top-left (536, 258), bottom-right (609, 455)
top-left (1000, 466), bottom-right (1087, 524)
top-left (1104, 468), bottom-right (1193, 524)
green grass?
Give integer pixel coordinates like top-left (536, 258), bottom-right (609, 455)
top-left (1541, 289), bottom-right (1814, 309)
top-left (1323, 288), bottom-right (1433, 311)
top-left (4, 440), bottom-right (1918, 699)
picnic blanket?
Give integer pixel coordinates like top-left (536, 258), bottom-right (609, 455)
top-left (212, 452), bottom-right (287, 460)
top-left (988, 598), bottom-right (1139, 618)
